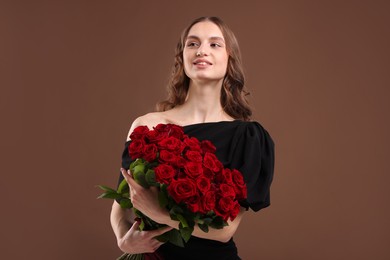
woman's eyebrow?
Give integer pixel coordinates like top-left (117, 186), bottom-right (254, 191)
top-left (186, 35), bottom-right (225, 42)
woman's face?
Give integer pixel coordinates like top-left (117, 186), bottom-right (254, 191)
top-left (183, 21), bottom-right (229, 83)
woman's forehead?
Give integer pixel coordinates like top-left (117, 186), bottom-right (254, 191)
top-left (187, 21), bottom-right (224, 40)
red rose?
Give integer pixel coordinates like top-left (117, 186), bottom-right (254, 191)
top-left (143, 144), bottom-right (158, 162)
top-left (154, 124), bottom-right (184, 139)
top-left (203, 152), bottom-right (222, 173)
top-left (175, 156), bottom-right (187, 168)
top-left (185, 192), bottom-right (201, 213)
top-left (201, 191), bottom-right (216, 213)
top-left (184, 137), bottom-right (202, 152)
top-left (129, 139), bottom-right (145, 159)
top-left (154, 164), bottom-right (176, 185)
top-left (166, 124), bottom-right (185, 139)
top-left (229, 201), bottom-right (241, 221)
top-left (219, 183), bottom-right (236, 199)
top-left (196, 176), bottom-right (211, 194)
top-left (184, 162), bottom-right (203, 178)
top-left (177, 170), bottom-right (187, 179)
top-left (154, 123), bottom-right (170, 133)
top-left (167, 178), bottom-right (197, 204)
top-left (200, 140), bottom-right (216, 154)
top-left (231, 169), bottom-right (245, 187)
top-left (130, 125), bottom-right (149, 141)
top-left (215, 196), bottom-right (235, 221)
top-left (158, 136), bottom-right (183, 154)
top-left (218, 196), bottom-right (235, 212)
top-left (185, 150), bottom-right (203, 163)
top-left (203, 166), bottom-right (215, 179)
top-left (146, 129), bottom-right (168, 143)
top-left (159, 150), bottom-right (177, 164)
top-left (216, 168), bottom-right (233, 184)
top-left (231, 169), bottom-right (247, 199)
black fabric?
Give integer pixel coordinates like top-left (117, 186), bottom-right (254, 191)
top-left (117, 120), bottom-right (275, 260)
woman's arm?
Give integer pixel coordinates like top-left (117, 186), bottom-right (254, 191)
top-left (122, 169), bottom-right (245, 243)
top-left (110, 201), bottom-right (172, 254)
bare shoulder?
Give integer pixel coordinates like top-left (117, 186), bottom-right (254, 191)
top-left (126, 112), bottom-right (171, 141)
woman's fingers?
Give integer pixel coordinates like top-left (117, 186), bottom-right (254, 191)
top-left (125, 171), bottom-right (140, 188)
top-left (128, 219), bottom-right (140, 232)
top-left (120, 168), bottom-right (131, 184)
top-left (120, 168), bottom-right (144, 191)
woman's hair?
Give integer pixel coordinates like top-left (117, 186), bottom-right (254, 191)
top-left (156, 16), bottom-right (252, 121)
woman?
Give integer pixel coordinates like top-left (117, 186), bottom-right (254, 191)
top-left (110, 16), bottom-right (275, 259)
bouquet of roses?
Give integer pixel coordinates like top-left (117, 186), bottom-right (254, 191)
top-left (98, 123), bottom-right (247, 260)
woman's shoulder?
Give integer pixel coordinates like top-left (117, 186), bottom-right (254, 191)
top-left (126, 112), bottom-right (171, 141)
top-left (134, 112), bottom-right (171, 127)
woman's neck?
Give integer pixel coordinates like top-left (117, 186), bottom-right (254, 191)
top-left (173, 79), bottom-right (233, 123)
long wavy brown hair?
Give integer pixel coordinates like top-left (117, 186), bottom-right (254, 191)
top-left (156, 16), bottom-right (252, 121)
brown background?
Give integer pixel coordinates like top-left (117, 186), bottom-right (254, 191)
top-left (1, 0), bottom-right (389, 259)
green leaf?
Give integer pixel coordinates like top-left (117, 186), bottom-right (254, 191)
top-left (176, 214), bottom-right (189, 228)
top-left (115, 253), bottom-right (143, 260)
top-left (133, 164), bottom-right (145, 175)
top-left (165, 229), bottom-right (184, 248)
top-left (210, 216), bottom-right (227, 229)
top-left (158, 191), bottom-right (168, 208)
top-left (200, 217), bottom-right (212, 225)
top-left (145, 169), bottom-right (156, 185)
top-left (119, 198), bottom-right (133, 209)
top-left (198, 223), bottom-right (209, 233)
top-left (117, 179), bottom-right (128, 194)
top-left (97, 192), bottom-right (121, 200)
top-left (139, 219), bottom-right (145, 231)
top-left (116, 253), bottom-right (129, 260)
top-left (179, 225), bottom-right (194, 243)
top-left (155, 232), bottom-right (169, 243)
top-left (170, 205), bottom-right (184, 215)
top-left (133, 170), bottom-right (148, 188)
top-left (207, 210), bottom-right (215, 216)
top-left (133, 208), bottom-right (141, 217)
top-left (97, 185), bottom-right (116, 193)
top-left (130, 159), bottom-right (145, 174)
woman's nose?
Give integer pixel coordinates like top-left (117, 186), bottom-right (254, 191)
top-left (197, 44), bottom-right (209, 56)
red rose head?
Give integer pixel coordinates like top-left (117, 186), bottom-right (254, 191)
top-left (158, 136), bottom-right (183, 154)
top-left (167, 178), bottom-right (197, 204)
top-left (154, 164), bottom-right (176, 185)
top-left (200, 140), bottom-right (216, 154)
top-left (203, 152), bottom-right (222, 173)
top-left (129, 139), bottom-right (146, 160)
top-left (184, 162), bottom-right (203, 179)
top-left (130, 125), bottom-right (149, 141)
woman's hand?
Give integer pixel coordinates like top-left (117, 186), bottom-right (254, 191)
top-left (117, 219), bottom-right (172, 254)
top-left (120, 168), bottom-right (171, 224)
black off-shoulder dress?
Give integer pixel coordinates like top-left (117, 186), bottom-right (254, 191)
top-left (117, 120), bottom-right (275, 260)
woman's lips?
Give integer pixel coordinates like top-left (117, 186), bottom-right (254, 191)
top-left (193, 59), bottom-right (212, 68)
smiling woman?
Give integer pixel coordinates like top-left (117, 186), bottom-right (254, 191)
top-left (183, 22), bottom-right (229, 82)
top-left (110, 16), bottom-right (275, 260)
top-left (156, 16), bottom-right (252, 122)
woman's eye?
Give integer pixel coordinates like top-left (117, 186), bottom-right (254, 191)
top-left (187, 42), bottom-right (199, 47)
top-left (210, 43), bottom-right (222, 48)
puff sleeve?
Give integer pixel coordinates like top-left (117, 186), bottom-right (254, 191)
top-left (231, 122), bottom-right (275, 212)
